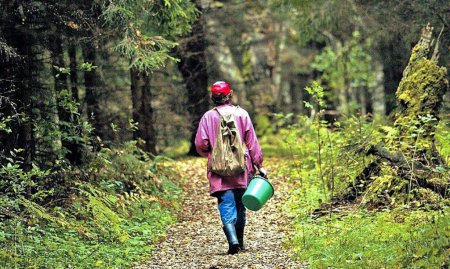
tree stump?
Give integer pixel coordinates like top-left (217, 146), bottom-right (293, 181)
top-left (347, 24), bottom-right (449, 207)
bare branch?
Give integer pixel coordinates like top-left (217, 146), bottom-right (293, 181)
top-left (431, 25), bottom-right (445, 62)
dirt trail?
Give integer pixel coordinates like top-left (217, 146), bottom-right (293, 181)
top-left (135, 157), bottom-right (304, 269)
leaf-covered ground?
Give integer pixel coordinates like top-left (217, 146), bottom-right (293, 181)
top-left (135, 157), bottom-right (305, 269)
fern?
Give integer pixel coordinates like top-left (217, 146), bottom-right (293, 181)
top-left (77, 183), bottom-right (129, 242)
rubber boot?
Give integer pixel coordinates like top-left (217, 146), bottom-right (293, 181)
top-left (223, 224), bottom-right (240, 255)
top-left (236, 224), bottom-right (245, 251)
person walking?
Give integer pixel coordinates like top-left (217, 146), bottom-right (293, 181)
top-left (195, 81), bottom-right (267, 255)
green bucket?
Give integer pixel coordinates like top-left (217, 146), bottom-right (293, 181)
top-left (242, 176), bottom-right (274, 211)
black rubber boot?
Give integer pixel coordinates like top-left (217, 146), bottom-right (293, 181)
top-left (236, 224), bottom-right (245, 251)
top-left (223, 224), bottom-right (240, 255)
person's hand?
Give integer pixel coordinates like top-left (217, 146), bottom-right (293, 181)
top-left (259, 167), bottom-right (268, 178)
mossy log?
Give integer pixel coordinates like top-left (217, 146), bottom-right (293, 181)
top-left (346, 24), bottom-right (449, 207)
top-left (367, 145), bottom-right (448, 197)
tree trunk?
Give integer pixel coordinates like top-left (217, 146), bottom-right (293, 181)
top-left (393, 24), bottom-right (448, 161)
top-left (82, 42), bottom-right (103, 139)
top-left (341, 57), bottom-right (351, 115)
top-left (204, 12), bottom-right (249, 109)
top-left (130, 68), bottom-right (157, 155)
top-left (370, 61), bottom-right (386, 115)
top-left (177, 1), bottom-right (210, 156)
top-left (68, 44), bottom-right (79, 102)
top-left (289, 73), bottom-right (308, 116)
top-left (273, 21), bottom-right (286, 112)
top-left (52, 38), bottom-right (84, 165)
top-left (358, 87), bottom-right (369, 115)
top-left (50, 35), bottom-right (66, 161)
top-left (0, 3), bottom-right (38, 169)
top-left (379, 39), bottom-right (407, 115)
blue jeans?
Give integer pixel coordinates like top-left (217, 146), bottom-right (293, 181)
top-left (216, 189), bottom-right (246, 227)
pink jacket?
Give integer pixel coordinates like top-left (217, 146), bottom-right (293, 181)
top-left (195, 103), bottom-right (263, 195)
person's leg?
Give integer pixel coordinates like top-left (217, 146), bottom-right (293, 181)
top-left (217, 190), bottom-right (237, 224)
top-left (217, 190), bottom-right (239, 254)
top-left (234, 189), bottom-right (246, 250)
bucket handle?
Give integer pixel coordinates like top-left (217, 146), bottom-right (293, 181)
top-left (252, 165), bottom-right (275, 197)
top-left (253, 165), bottom-right (268, 179)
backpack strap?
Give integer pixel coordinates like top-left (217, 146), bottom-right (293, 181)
top-left (214, 105), bottom-right (239, 116)
top-left (213, 107), bottom-right (222, 116)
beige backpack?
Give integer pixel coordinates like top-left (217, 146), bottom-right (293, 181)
top-left (209, 106), bottom-right (246, 177)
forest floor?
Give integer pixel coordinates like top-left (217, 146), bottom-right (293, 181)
top-left (135, 157), bottom-right (305, 269)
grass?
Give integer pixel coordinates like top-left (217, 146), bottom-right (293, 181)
top-left (289, 208), bottom-right (449, 268)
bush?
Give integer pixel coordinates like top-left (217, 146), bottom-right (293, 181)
top-left (0, 141), bottom-right (182, 268)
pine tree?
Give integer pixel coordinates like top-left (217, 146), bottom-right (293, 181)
top-left (102, 0), bottom-right (197, 154)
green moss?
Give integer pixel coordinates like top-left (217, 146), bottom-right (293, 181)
top-left (415, 187), bottom-right (443, 206)
top-left (363, 164), bottom-right (411, 206)
top-left (395, 58), bottom-right (448, 128)
top-left (391, 30), bottom-right (448, 157)
top-left (406, 44), bottom-right (430, 66)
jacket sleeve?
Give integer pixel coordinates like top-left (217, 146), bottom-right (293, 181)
top-left (194, 115), bottom-right (210, 157)
top-left (244, 113), bottom-right (263, 168)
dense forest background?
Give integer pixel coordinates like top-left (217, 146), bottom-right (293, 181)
top-left (2, 0), bottom-right (449, 159)
top-left (0, 0), bottom-right (449, 268)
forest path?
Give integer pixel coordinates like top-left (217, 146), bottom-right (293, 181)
top-left (135, 157), bottom-right (305, 269)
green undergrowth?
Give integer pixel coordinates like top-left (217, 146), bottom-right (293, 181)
top-left (262, 114), bottom-right (381, 200)
top-left (160, 139), bottom-right (190, 159)
top-left (265, 114), bottom-right (449, 268)
top-left (290, 208), bottom-right (449, 268)
top-left (0, 201), bottom-right (176, 268)
top-left (0, 141), bottom-right (182, 268)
